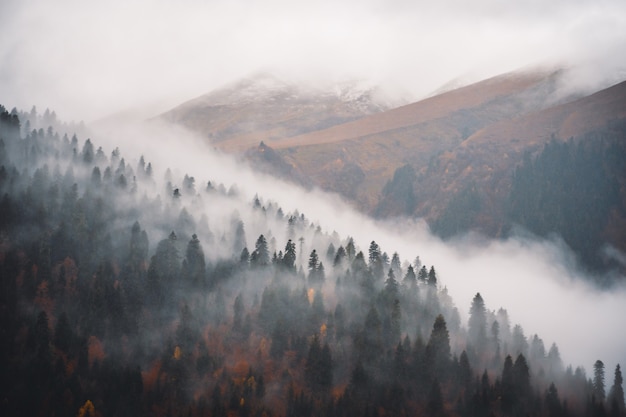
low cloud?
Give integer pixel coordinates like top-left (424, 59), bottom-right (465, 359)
top-left (95, 118), bottom-right (626, 375)
top-left (1, 0), bottom-right (625, 121)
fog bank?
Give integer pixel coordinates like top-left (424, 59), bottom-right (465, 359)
top-left (1, 0), bottom-right (625, 121)
top-left (95, 119), bottom-right (626, 375)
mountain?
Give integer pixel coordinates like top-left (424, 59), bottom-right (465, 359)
top-left (159, 73), bottom-right (391, 151)
top-left (159, 69), bottom-right (626, 272)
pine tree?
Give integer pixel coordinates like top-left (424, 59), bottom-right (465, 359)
top-left (283, 239), bottom-right (297, 272)
top-left (182, 234), bottom-right (206, 287)
top-left (333, 245), bottom-right (346, 267)
top-left (417, 265), bottom-right (428, 283)
top-left (595, 360), bottom-right (607, 403)
top-left (251, 234), bottom-right (270, 267)
top-left (609, 364), bottom-right (625, 416)
top-left (427, 266), bottom-right (437, 287)
top-left (468, 293), bottom-right (487, 353)
top-left (545, 383), bottom-right (563, 417)
top-left (305, 334), bottom-right (332, 393)
top-left (403, 265), bottom-right (417, 290)
top-left (368, 241), bottom-right (383, 279)
top-left (384, 268), bottom-right (399, 301)
top-left (426, 314), bottom-right (451, 378)
top-left (233, 293), bottom-right (244, 331)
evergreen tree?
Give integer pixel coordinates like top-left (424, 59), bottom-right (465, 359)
top-left (426, 314), bottom-right (451, 378)
top-left (250, 234), bottom-right (270, 267)
top-left (428, 266), bottom-right (437, 287)
top-left (147, 231), bottom-right (180, 307)
top-left (233, 293), bottom-right (244, 332)
top-left (427, 378), bottom-right (445, 416)
top-left (333, 245), bottom-right (346, 267)
top-left (501, 354), bottom-right (515, 413)
top-left (308, 250), bottom-right (324, 284)
top-left (384, 268), bottom-right (399, 301)
top-left (182, 234), bottom-right (206, 287)
top-left (609, 364), bottom-right (625, 416)
top-left (368, 241), bottom-right (383, 279)
top-left (458, 350), bottom-right (473, 391)
top-left (390, 252), bottom-right (402, 277)
top-left (545, 383), bottom-right (563, 417)
top-left (305, 334), bottom-right (332, 393)
top-left (468, 293), bottom-right (487, 353)
top-left (403, 265), bottom-right (417, 290)
top-left (345, 237), bottom-right (356, 262)
top-left (417, 265), bottom-right (428, 283)
top-left (595, 360), bottom-right (607, 403)
top-left (283, 239), bottom-right (297, 272)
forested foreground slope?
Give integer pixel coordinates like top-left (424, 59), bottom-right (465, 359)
top-left (0, 105), bottom-right (624, 417)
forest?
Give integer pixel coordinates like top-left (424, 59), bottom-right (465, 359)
top-left (508, 127), bottom-right (626, 275)
top-left (0, 104), bottom-right (624, 417)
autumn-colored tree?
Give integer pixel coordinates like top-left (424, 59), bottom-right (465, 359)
top-left (77, 400), bottom-right (96, 417)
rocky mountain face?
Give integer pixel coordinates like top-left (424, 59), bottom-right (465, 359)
top-left (160, 69), bottom-right (626, 272)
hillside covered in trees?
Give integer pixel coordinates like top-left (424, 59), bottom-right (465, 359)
top-left (0, 105), bottom-right (624, 417)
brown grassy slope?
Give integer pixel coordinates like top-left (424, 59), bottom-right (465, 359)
top-left (272, 70), bottom-right (555, 149)
top-left (271, 69), bottom-right (564, 211)
top-left (417, 80), bottom-right (626, 234)
top-left (159, 76), bottom-right (385, 151)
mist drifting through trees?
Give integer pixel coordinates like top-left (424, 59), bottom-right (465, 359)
top-left (0, 105), bottom-right (625, 416)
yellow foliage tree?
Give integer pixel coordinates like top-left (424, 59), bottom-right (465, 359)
top-left (77, 400), bottom-right (95, 417)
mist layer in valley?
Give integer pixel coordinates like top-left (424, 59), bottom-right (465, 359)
top-left (103, 114), bottom-right (626, 371)
top-left (1, 102), bottom-right (625, 416)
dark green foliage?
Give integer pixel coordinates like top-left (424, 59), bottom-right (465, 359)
top-left (468, 292), bottom-right (487, 352)
top-left (427, 378), bottom-right (445, 416)
top-left (609, 364), bottom-right (625, 416)
top-left (433, 182), bottom-right (481, 239)
top-left (182, 234), bottom-right (206, 287)
top-left (305, 335), bottom-right (332, 393)
top-left (250, 234), bottom-right (270, 267)
top-left (0, 104), bottom-right (614, 417)
top-left (426, 314), bottom-right (451, 379)
top-left (508, 132), bottom-right (626, 272)
top-left (595, 360), bottom-right (607, 403)
top-left (376, 164), bottom-right (417, 216)
top-left (282, 239), bottom-right (297, 272)
top-left (309, 255), bottom-right (326, 288)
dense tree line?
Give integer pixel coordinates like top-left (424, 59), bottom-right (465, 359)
top-left (508, 127), bottom-right (626, 274)
top-left (379, 121), bottom-right (626, 279)
top-left (0, 104), bottom-right (623, 416)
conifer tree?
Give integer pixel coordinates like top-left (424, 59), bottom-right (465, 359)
top-left (468, 293), bottom-right (487, 352)
top-left (426, 314), bottom-right (451, 378)
top-left (250, 234), bottom-right (270, 267)
top-left (609, 364), bottom-right (625, 416)
top-left (595, 360), bottom-right (607, 403)
top-left (283, 239), bottom-right (297, 272)
top-left (182, 234), bottom-right (206, 287)
top-left (403, 265), bottom-right (417, 290)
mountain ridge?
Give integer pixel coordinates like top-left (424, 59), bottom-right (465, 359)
top-left (158, 68), bottom-right (626, 271)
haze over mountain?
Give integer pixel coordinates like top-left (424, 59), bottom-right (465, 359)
top-left (2, 0), bottom-right (625, 122)
top-left (159, 73), bottom-right (393, 151)
top-left (157, 67), bottom-right (626, 273)
top-left (1, 0), bottom-right (626, 415)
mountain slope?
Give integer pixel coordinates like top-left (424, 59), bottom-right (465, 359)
top-left (419, 79), bottom-right (626, 225)
top-left (159, 73), bottom-right (389, 151)
top-left (159, 69), bottom-right (626, 271)
top-left (269, 69), bottom-right (569, 209)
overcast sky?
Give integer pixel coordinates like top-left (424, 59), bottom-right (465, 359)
top-left (1, 0), bottom-right (625, 121)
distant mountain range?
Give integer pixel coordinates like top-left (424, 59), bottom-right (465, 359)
top-left (159, 69), bottom-right (626, 273)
